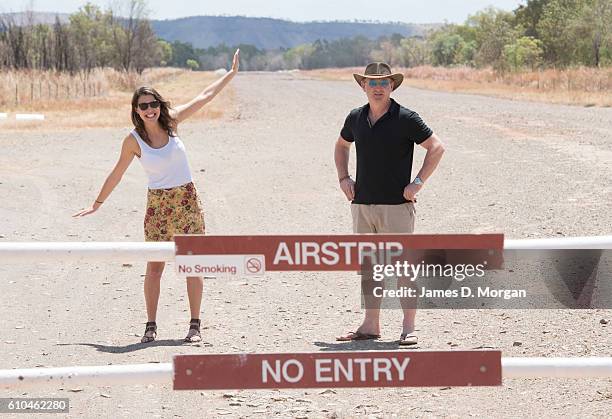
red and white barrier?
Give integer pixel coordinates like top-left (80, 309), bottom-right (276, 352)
top-left (0, 235), bottom-right (609, 391)
top-left (1, 354), bottom-right (611, 390)
top-left (1, 235), bottom-right (610, 264)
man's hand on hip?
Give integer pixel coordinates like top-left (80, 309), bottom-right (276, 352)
top-left (339, 177), bottom-right (355, 201)
top-left (403, 183), bottom-right (422, 202)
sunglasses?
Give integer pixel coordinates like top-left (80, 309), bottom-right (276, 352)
top-left (137, 100), bottom-right (160, 111)
top-left (367, 79), bottom-right (390, 88)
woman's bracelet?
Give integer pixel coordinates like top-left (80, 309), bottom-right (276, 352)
top-left (338, 175), bottom-right (351, 183)
top-left (95, 200), bottom-right (104, 204)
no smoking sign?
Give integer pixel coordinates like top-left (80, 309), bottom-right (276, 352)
top-left (175, 254), bottom-right (266, 277)
top-left (245, 257), bottom-right (263, 274)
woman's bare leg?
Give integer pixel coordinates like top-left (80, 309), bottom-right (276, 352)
top-left (186, 276), bottom-right (203, 319)
top-left (185, 276), bottom-right (203, 342)
top-left (144, 261), bottom-right (165, 321)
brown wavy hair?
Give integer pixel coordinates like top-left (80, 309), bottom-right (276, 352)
top-left (131, 86), bottom-right (177, 145)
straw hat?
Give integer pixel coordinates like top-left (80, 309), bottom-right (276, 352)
top-left (353, 62), bottom-right (404, 91)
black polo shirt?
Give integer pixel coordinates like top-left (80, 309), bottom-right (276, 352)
top-left (340, 99), bottom-right (433, 204)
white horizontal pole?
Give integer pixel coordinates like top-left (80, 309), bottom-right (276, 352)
top-left (504, 236), bottom-right (612, 250)
top-left (0, 236), bottom-right (610, 264)
top-left (0, 112), bottom-right (8, 119)
top-left (0, 363), bottom-right (173, 390)
top-left (502, 357), bottom-right (612, 379)
top-left (0, 242), bottom-right (175, 262)
top-left (15, 113), bottom-right (45, 121)
top-left (1, 358), bottom-right (611, 390)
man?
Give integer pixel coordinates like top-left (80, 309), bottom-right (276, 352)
top-left (334, 62), bottom-right (445, 345)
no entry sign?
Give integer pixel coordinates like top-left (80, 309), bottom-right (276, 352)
top-left (173, 351), bottom-right (501, 389)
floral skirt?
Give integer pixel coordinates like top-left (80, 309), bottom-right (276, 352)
top-left (144, 182), bottom-right (205, 242)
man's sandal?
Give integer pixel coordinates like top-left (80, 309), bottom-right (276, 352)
top-left (399, 332), bottom-right (418, 346)
top-left (141, 321), bottom-right (157, 343)
top-left (336, 331), bottom-right (381, 341)
top-left (184, 318), bottom-right (202, 343)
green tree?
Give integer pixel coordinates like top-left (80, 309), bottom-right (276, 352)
top-left (186, 59), bottom-right (199, 70)
top-left (132, 20), bottom-right (162, 73)
top-left (110, 0), bottom-right (149, 72)
top-left (307, 39), bottom-right (332, 68)
top-left (514, 0), bottom-right (551, 38)
top-left (537, 0), bottom-right (581, 66)
top-left (157, 39), bottom-right (172, 66)
top-left (370, 39), bottom-right (400, 65)
top-left (29, 24), bottom-right (52, 69)
top-left (284, 44), bottom-right (315, 69)
top-left (430, 29), bottom-right (466, 66)
top-left (70, 3), bottom-right (115, 71)
top-left (458, 40), bottom-right (478, 65)
top-left (503, 36), bottom-right (544, 70)
top-left (398, 37), bottom-right (429, 67)
top-left (574, 0), bottom-right (612, 66)
top-left (467, 7), bottom-right (519, 68)
top-left (53, 15), bottom-right (73, 71)
top-left (168, 40), bottom-right (199, 68)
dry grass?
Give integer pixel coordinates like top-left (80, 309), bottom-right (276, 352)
top-left (301, 67), bottom-right (363, 82)
top-left (1, 69), bottom-right (107, 110)
top-left (0, 68), bottom-right (233, 131)
top-left (302, 66), bottom-right (612, 107)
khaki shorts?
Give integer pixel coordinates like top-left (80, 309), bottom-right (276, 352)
top-left (351, 203), bottom-right (415, 234)
top-left (144, 182), bottom-right (205, 242)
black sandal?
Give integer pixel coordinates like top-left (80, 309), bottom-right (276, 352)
top-left (184, 318), bottom-right (202, 342)
top-left (141, 321), bottom-right (157, 343)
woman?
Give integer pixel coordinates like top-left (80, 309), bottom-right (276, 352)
top-left (74, 50), bottom-right (240, 343)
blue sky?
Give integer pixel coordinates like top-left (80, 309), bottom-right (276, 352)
top-left (1, 0), bottom-right (526, 23)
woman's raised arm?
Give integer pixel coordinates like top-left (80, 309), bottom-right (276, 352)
top-left (173, 49), bottom-right (240, 124)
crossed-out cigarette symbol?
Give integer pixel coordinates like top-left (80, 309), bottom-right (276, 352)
top-left (246, 257), bottom-right (263, 273)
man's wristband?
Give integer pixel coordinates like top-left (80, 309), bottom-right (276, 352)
top-left (338, 175), bottom-right (351, 183)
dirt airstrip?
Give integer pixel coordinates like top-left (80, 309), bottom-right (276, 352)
top-left (1, 72), bottom-right (611, 417)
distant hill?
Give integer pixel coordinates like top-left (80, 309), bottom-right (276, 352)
top-left (0, 12), bottom-right (70, 25)
top-left (151, 16), bottom-right (432, 49)
top-left (1, 12), bottom-right (435, 50)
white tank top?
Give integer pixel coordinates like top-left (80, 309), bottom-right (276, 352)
top-left (131, 129), bottom-right (193, 189)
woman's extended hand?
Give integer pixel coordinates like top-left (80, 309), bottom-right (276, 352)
top-left (231, 49), bottom-right (240, 73)
top-left (72, 201), bottom-right (102, 217)
top-left (173, 49), bottom-right (240, 123)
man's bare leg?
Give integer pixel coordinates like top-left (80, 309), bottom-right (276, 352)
top-left (399, 276), bottom-right (418, 344)
top-left (337, 273), bottom-right (382, 340)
